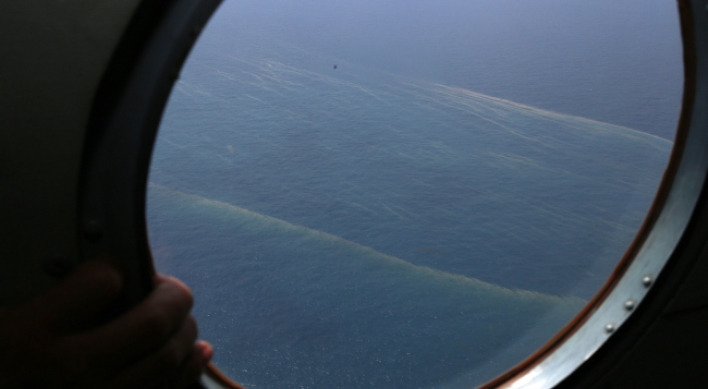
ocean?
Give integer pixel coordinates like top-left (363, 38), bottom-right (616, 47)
top-left (146, 1), bottom-right (681, 388)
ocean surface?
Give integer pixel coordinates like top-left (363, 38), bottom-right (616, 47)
top-left (147, 1), bottom-right (681, 388)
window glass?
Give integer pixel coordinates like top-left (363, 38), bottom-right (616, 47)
top-left (147, 0), bottom-right (682, 387)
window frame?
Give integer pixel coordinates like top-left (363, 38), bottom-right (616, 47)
top-left (78, 0), bottom-right (705, 387)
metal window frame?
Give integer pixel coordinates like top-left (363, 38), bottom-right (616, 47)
top-left (78, 0), bottom-right (706, 387)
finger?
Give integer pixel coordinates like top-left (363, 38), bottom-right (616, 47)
top-left (80, 275), bottom-right (194, 370)
top-left (195, 340), bottom-right (213, 365)
top-left (172, 344), bottom-right (208, 389)
top-left (33, 261), bottom-right (123, 332)
top-left (103, 316), bottom-right (198, 389)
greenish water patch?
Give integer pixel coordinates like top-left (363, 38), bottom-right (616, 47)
top-left (149, 184), bottom-right (585, 389)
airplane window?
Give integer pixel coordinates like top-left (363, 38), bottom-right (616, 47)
top-left (146, 0), bottom-right (682, 388)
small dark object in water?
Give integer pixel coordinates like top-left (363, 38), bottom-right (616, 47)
top-left (333, 64), bottom-right (337, 69)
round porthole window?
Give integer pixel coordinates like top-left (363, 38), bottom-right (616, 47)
top-left (144, 1), bottom-right (687, 388)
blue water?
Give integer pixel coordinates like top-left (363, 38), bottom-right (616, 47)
top-left (147, 1), bottom-right (680, 388)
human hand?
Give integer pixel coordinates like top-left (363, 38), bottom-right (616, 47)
top-left (0, 260), bottom-right (213, 388)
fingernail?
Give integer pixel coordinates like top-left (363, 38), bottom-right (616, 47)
top-left (197, 340), bottom-right (214, 365)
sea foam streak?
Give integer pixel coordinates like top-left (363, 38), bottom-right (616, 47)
top-left (148, 183), bottom-right (586, 389)
top-left (154, 56), bottom-right (670, 298)
top-left (150, 183), bottom-right (584, 302)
